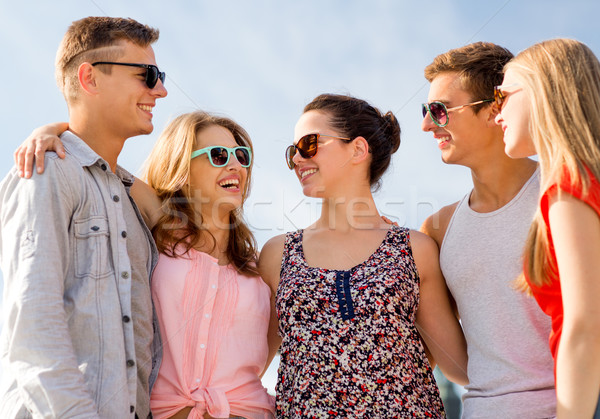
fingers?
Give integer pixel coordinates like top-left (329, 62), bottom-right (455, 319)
top-left (14, 145), bottom-right (26, 178)
top-left (56, 140), bottom-right (66, 159)
top-left (381, 215), bottom-right (399, 227)
top-left (14, 135), bottom-right (66, 178)
top-left (34, 144), bottom-right (46, 176)
top-left (23, 141), bottom-right (36, 179)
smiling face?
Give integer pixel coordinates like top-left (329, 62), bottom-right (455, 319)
top-left (292, 110), bottom-right (355, 198)
top-left (422, 71), bottom-right (496, 167)
top-left (94, 40), bottom-right (168, 140)
top-left (189, 124), bottom-right (248, 218)
top-left (494, 69), bottom-right (536, 158)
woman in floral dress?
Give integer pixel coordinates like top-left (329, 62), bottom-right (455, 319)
top-left (259, 94), bottom-right (468, 418)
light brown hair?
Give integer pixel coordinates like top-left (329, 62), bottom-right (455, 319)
top-left (506, 39), bottom-right (600, 288)
top-left (56, 16), bottom-right (159, 103)
top-left (424, 42), bottom-right (513, 111)
top-left (142, 111), bottom-right (259, 276)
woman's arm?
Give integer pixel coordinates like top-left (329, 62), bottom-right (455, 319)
top-left (14, 122), bottom-right (163, 230)
top-left (548, 193), bottom-right (600, 418)
top-left (411, 229), bottom-right (469, 385)
top-left (257, 234), bottom-right (285, 377)
top-left (129, 178), bottom-right (163, 230)
top-left (15, 122), bottom-right (68, 178)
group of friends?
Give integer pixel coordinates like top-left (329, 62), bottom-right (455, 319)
top-left (0, 15), bottom-right (599, 419)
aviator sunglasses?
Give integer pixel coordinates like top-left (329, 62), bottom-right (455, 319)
top-left (285, 133), bottom-right (352, 169)
top-left (91, 61), bottom-right (166, 88)
top-left (191, 146), bottom-right (252, 168)
top-left (494, 83), bottom-right (521, 111)
top-left (422, 98), bottom-right (493, 127)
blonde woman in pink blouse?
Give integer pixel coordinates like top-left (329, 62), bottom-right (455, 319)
top-left (18, 112), bottom-right (275, 419)
top-left (136, 111), bottom-right (274, 419)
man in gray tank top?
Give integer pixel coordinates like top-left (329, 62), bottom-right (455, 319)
top-left (419, 42), bottom-right (556, 418)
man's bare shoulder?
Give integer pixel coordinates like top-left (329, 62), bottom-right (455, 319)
top-left (420, 202), bottom-right (460, 248)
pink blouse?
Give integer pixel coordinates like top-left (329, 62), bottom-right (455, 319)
top-left (150, 248), bottom-right (275, 419)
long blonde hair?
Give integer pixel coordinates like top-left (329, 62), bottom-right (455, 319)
top-left (142, 111), bottom-right (258, 276)
top-left (506, 39), bottom-right (600, 287)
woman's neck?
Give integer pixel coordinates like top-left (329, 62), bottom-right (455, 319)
top-left (315, 191), bottom-right (384, 233)
top-left (195, 208), bottom-right (231, 263)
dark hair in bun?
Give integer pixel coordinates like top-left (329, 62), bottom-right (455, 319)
top-left (304, 93), bottom-right (401, 190)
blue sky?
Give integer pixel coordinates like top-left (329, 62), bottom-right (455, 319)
top-left (1, 0), bottom-right (599, 317)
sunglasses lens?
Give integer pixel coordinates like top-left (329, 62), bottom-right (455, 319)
top-left (494, 87), bottom-right (504, 109)
top-left (422, 104), bottom-right (428, 118)
top-left (285, 145), bottom-right (296, 169)
top-left (429, 102), bottom-right (448, 126)
top-left (146, 66), bottom-right (157, 88)
top-left (297, 134), bottom-right (318, 158)
top-left (235, 148), bottom-right (251, 167)
top-left (145, 66), bottom-right (164, 88)
top-left (209, 147), bottom-right (229, 166)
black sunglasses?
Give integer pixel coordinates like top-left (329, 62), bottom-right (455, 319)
top-left (422, 99), bottom-right (493, 127)
top-left (92, 61), bottom-right (166, 88)
top-left (285, 133), bottom-right (352, 170)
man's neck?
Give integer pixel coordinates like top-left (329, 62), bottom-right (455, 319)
top-left (468, 157), bottom-right (538, 213)
top-left (69, 117), bottom-right (125, 173)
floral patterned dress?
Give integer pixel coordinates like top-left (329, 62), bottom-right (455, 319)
top-left (275, 225), bottom-right (445, 418)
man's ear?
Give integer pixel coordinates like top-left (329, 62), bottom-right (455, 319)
top-left (77, 62), bottom-right (98, 95)
top-left (352, 136), bottom-right (370, 163)
top-left (486, 103), bottom-right (500, 127)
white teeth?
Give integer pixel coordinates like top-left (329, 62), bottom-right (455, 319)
top-left (219, 179), bottom-right (240, 187)
top-left (301, 168), bottom-right (318, 179)
top-left (436, 136), bottom-right (451, 144)
top-left (138, 105), bottom-right (152, 112)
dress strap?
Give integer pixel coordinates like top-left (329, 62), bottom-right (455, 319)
top-left (280, 229), bottom-right (304, 277)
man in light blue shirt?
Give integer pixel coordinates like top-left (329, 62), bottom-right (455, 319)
top-left (0, 16), bottom-right (167, 418)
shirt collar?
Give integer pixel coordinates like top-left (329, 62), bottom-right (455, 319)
top-left (61, 130), bottom-right (135, 186)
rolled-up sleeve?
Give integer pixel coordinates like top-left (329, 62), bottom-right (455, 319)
top-left (0, 158), bottom-right (100, 418)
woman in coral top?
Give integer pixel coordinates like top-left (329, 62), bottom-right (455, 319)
top-left (495, 39), bottom-right (600, 418)
top-left (135, 111), bottom-right (275, 419)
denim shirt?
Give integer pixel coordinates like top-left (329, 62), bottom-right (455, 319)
top-left (0, 132), bottom-right (162, 419)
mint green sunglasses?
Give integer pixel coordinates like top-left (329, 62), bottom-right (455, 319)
top-left (191, 146), bottom-right (252, 168)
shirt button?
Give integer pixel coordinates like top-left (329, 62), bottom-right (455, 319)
top-left (199, 344), bottom-right (205, 349)
top-left (196, 378), bottom-right (201, 383)
top-left (123, 315), bottom-right (131, 323)
top-left (121, 271), bottom-right (130, 279)
top-left (121, 231), bottom-right (127, 238)
top-left (126, 359), bottom-right (135, 367)
top-left (113, 195), bottom-right (120, 202)
top-left (211, 285), bottom-right (216, 289)
top-left (130, 405), bottom-right (135, 413)
top-left (204, 314), bottom-right (210, 318)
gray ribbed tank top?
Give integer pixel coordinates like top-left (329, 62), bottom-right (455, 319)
top-left (440, 169), bottom-right (556, 418)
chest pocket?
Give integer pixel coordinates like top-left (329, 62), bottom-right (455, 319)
top-left (74, 216), bottom-right (114, 279)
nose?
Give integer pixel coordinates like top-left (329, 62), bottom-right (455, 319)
top-left (226, 151), bottom-right (243, 170)
top-left (421, 111), bottom-right (436, 132)
top-left (494, 111), bottom-right (503, 126)
top-left (291, 148), bottom-right (304, 168)
top-left (152, 78), bottom-right (168, 98)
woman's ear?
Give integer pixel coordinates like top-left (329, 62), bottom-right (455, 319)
top-left (351, 136), bottom-right (370, 163)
